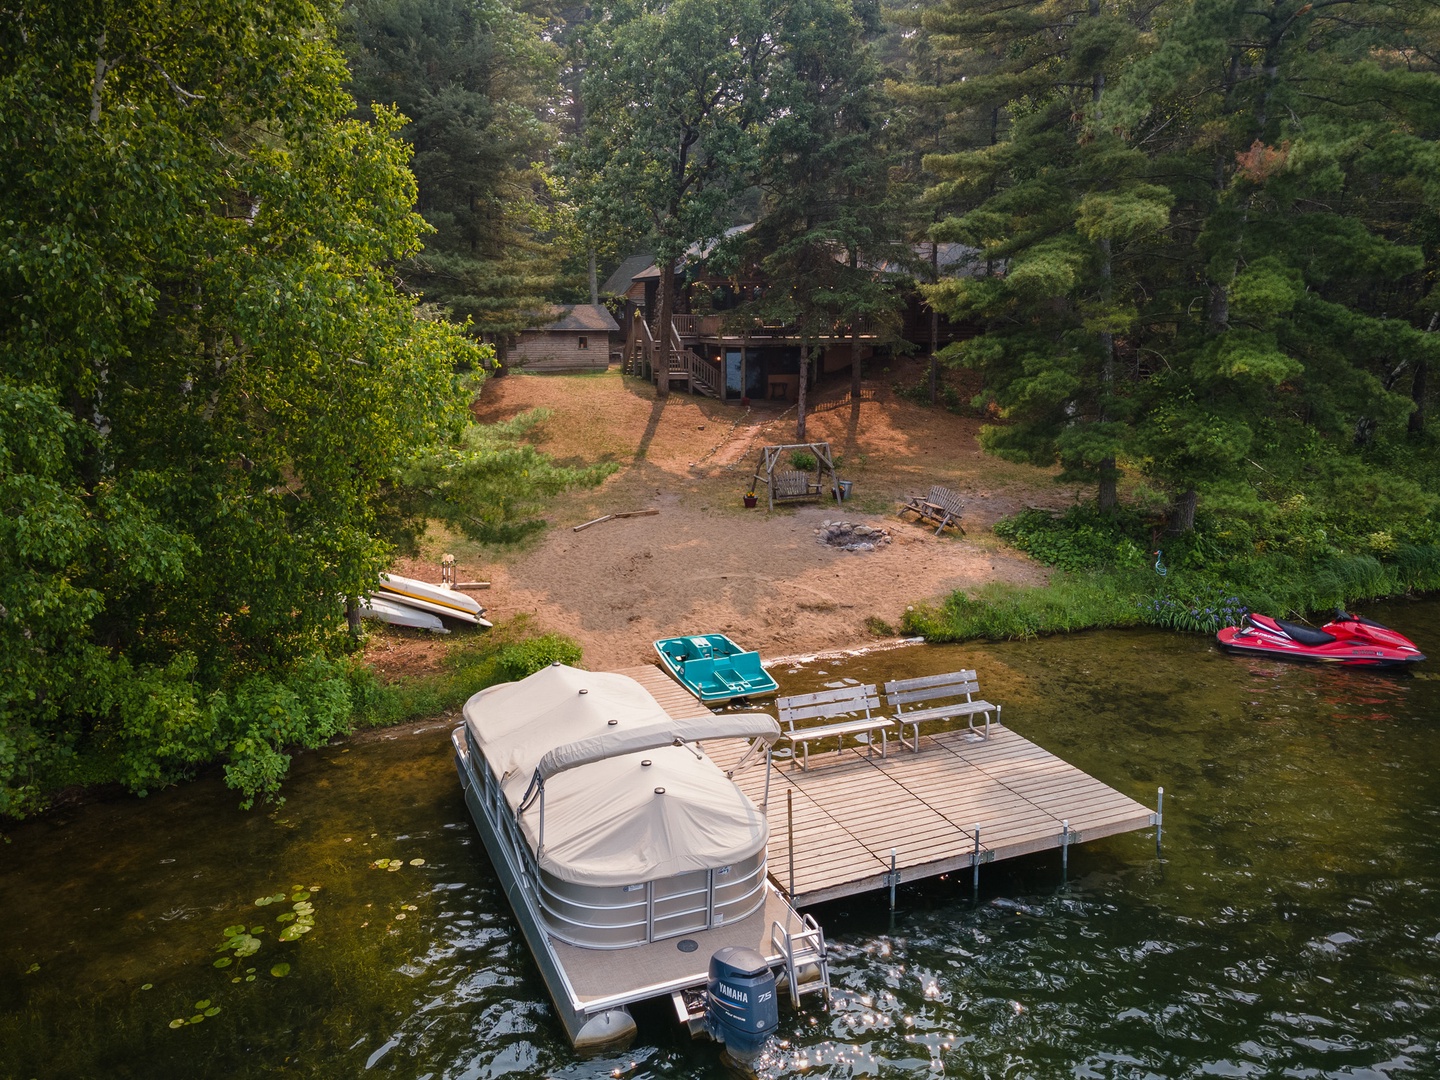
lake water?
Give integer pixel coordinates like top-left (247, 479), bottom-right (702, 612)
top-left (3, 600), bottom-right (1437, 1078)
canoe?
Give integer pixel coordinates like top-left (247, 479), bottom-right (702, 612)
top-left (654, 633), bottom-right (780, 703)
top-left (358, 595), bottom-right (448, 633)
top-left (377, 572), bottom-right (484, 616)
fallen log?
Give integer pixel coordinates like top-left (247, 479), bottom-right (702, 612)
top-left (572, 508), bottom-right (658, 532)
top-left (573, 514), bottom-right (614, 532)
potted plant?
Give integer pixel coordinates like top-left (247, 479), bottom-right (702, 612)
top-left (743, 490), bottom-right (758, 508)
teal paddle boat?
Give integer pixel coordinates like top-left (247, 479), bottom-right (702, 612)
top-left (653, 634), bottom-right (780, 703)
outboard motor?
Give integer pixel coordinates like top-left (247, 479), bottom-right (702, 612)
top-left (704, 946), bottom-right (779, 1062)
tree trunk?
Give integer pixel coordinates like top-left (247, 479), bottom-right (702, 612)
top-left (1098, 461), bottom-right (1118, 513)
top-left (655, 257), bottom-right (674, 398)
top-left (849, 247), bottom-right (863, 402)
top-left (796, 335), bottom-right (810, 441)
top-left (1413, 312), bottom-right (1436, 434)
top-left (588, 250), bottom-right (598, 306)
top-left (928, 240), bottom-right (939, 405)
top-left (346, 599), bottom-right (362, 638)
top-left (1167, 488), bottom-right (1198, 534)
top-left (1411, 357), bottom-right (1428, 435)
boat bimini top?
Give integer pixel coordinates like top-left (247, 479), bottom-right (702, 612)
top-left (462, 663), bottom-right (780, 887)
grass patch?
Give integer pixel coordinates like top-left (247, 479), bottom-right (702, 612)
top-left (353, 617), bottom-right (583, 728)
top-left (907, 506), bottom-right (1440, 642)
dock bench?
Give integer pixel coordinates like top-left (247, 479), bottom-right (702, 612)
top-left (776, 683), bottom-right (893, 770)
top-left (900, 485), bottom-right (966, 535)
top-left (882, 669), bottom-right (1001, 747)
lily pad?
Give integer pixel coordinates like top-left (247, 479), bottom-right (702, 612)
top-left (387, 863), bottom-right (401, 872)
top-left (290, 891), bottom-right (310, 902)
top-left (254, 893), bottom-right (285, 907)
top-left (141, 983), bottom-right (153, 990)
top-left (223, 924), bottom-right (247, 936)
top-left (195, 999), bottom-right (210, 1010)
top-left (245, 974), bottom-right (256, 982)
top-left (213, 957), bottom-right (232, 969)
top-left (189, 1014), bottom-right (204, 1025)
top-left (270, 963), bottom-right (291, 978)
top-left (250, 926), bottom-right (266, 936)
top-left (275, 912), bottom-right (296, 924)
top-left (204, 1007), bottom-right (221, 1017)
top-left (395, 913), bottom-right (407, 920)
top-left (169, 1019), bottom-right (186, 1030)
top-left (408, 858), bottom-right (425, 867)
top-left (278, 924), bottom-right (304, 942)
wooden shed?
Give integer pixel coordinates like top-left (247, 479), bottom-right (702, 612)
top-left (509, 304), bottom-right (620, 373)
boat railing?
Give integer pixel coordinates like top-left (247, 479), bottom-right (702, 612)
top-left (771, 913), bottom-right (831, 1008)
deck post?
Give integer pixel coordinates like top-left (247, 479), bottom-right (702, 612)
top-left (788, 790), bottom-right (796, 900)
top-left (1155, 786), bottom-right (1164, 855)
top-left (888, 849), bottom-right (898, 912)
top-left (762, 746), bottom-right (772, 811)
top-left (971, 825), bottom-right (981, 898)
top-left (1061, 819), bottom-right (1070, 881)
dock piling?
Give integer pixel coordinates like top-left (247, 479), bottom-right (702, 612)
top-left (971, 825), bottom-right (981, 899)
top-left (1155, 786), bottom-right (1164, 856)
top-left (1061, 819), bottom-right (1070, 882)
top-left (888, 849), bottom-right (898, 912)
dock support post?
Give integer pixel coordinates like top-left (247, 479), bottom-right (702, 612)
top-left (1155, 786), bottom-right (1164, 855)
top-left (971, 825), bottom-right (981, 899)
top-left (888, 849), bottom-right (898, 913)
top-left (1060, 820), bottom-right (1070, 882)
top-left (788, 790), bottom-right (796, 900)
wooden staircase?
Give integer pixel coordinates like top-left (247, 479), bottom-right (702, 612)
top-left (623, 316), bottom-right (720, 398)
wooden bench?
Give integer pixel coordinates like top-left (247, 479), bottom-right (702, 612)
top-left (882, 669), bottom-right (1001, 747)
top-left (899, 484), bottom-right (966, 534)
top-left (775, 683), bottom-right (894, 770)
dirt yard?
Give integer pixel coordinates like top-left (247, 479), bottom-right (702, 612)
top-left (374, 360), bottom-right (1076, 677)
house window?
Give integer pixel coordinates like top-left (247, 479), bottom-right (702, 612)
top-left (577, 336), bottom-right (588, 350)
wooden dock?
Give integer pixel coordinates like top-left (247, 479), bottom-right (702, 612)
top-left (619, 665), bottom-right (1157, 907)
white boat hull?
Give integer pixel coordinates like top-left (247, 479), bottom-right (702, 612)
top-left (378, 572), bottom-right (484, 616)
top-left (358, 595), bottom-right (448, 633)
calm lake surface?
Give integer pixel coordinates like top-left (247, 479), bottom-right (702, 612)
top-left (3, 600), bottom-right (1438, 1079)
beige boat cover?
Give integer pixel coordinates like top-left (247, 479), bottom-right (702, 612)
top-left (462, 663), bottom-right (779, 886)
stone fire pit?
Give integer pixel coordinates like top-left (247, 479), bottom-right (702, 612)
top-left (815, 520), bottom-right (892, 552)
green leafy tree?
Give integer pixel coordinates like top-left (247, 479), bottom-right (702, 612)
top-left (568, 0), bottom-right (776, 396)
top-left (0, 0), bottom-right (483, 814)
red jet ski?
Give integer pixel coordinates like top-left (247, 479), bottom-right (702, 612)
top-left (1217, 609), bottom-right (1425, 668)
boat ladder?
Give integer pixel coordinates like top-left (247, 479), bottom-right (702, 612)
top-left (771, 914), bottom-right (831, 1009)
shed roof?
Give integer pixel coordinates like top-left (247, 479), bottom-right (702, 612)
top-left (525, 303), bottom-right (620, 333)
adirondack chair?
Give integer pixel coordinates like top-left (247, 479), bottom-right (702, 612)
top-left (900, 484), bottom-right (966, 535)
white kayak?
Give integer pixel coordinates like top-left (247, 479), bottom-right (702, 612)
top-left (372, 589), bottom-right (492, 629)
top-left (378, 572), bottom-right (485, 616)
top-left (359, 595), bottom-right (449, 633)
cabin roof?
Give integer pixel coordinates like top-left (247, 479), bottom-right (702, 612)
top-left (600, 254), bottom-right (654, 295)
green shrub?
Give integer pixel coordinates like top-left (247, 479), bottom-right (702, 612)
top-left (789, 450), bottom-right (818, 472)
top-left (993, 508), bottom-right (1149, 573)
top-left (495, 633), bottom-right (584, 681)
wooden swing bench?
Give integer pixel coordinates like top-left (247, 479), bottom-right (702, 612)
top-left (771, 470), bottom-right (824, 503)
top-left (900, 484), bottom-right (966, 534)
